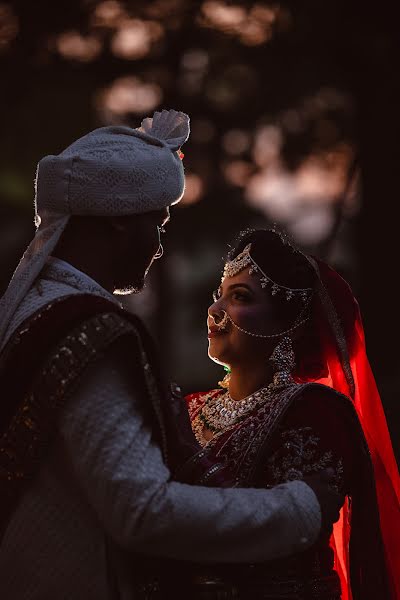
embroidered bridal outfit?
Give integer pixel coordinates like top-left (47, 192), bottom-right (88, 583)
top-left (177, 234), bottom-right (399, 600)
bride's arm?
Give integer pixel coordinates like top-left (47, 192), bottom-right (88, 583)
top-left (262, 385), bottom-right (356, 499)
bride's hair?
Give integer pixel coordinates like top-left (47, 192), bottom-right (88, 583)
top-left (227, 228), bottom-right (325, 378)
top-left (227, 228), bottom-right (317, 290)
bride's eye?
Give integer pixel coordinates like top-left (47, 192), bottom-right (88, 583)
top-left (232, 290), bottom-right (250, 302)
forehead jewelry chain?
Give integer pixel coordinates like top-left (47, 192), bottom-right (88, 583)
top-left (222, 243), bottom-right (313, 303)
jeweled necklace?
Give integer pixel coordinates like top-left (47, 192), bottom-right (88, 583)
top-left (192, 384), bottom-right (273, 446)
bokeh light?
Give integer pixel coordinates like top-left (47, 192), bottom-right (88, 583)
top-left (200, 1), bottom-right (247, 33)
top-left (55, 31), bottom-right (102, 62)
top-left (223, 160), bottom-right (253, 187)
top-left (252, 125), bottom-right (283, 167)
top-left (95, 76), bottom-right (163, 120)
top-left (198, 0), bottom-right (282, 45)
top-left (0, 3), bottom-right (18, 52)
top-left (181, 173), bottom-right (205, 205)
top-left (181, 48), bottom-right (209, 71)
top-left (244, 140), bottom-right (355, 243)
top-left (111, 19), bottom-right (163, 60)
top-left (222, 129), bottom-right (251, 155)
top-left (91, 0), bottom-right (127, 29)
top-left (289, 207), bottom-right (336, 245)
top-left (179, 48), bottom-right (209, 96)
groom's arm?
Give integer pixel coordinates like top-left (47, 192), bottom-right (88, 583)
top-left (59, 339), bottom-right (322, 563)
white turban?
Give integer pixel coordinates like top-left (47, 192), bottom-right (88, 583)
top-left (0, 109), bottom-right (190, 350)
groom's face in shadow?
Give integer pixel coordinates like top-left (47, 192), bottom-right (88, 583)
top-left (111, 207), bottom-right (170, 295)
top-left (52, 207), bottom-right (170, 295)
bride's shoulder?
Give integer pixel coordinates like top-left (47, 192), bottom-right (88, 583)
top-left (293, 381), bottom-right (353, 410)
top-left (288, 381), bottom-right (358, 430)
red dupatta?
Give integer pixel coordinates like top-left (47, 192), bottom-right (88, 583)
top-left (300, 260), bottom-right (400, 600)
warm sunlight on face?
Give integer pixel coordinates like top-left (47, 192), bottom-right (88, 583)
top-left (207, 269), bottom-right (283, 368)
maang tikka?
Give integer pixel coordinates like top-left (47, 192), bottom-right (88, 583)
top-left (223, 243), bottom-right (312, 303)
top-left (269, 336), bottom-right (296, 387)
top-left (218, 243), bottom-right (313, 340)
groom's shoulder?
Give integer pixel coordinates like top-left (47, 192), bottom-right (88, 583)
top-left (0, 293), bottom-right (146, 393)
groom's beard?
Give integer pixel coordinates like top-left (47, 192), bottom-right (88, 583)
top-left (114, 285), bottom-right (139, 295)
top-left (113, 271), bottom-right (146, 296)
top-left (114, 261), bottom-right (156, 294)
top-left (113, 275), bottom-right (145, 295)
top-left (112, 248), bottom-right (157, 295)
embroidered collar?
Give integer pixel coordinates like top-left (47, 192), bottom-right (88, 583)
top-left (44, 257), bottom-right (120, 305)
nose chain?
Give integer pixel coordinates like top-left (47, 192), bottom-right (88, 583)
top-left (211, 309), bottom-right (310, 339)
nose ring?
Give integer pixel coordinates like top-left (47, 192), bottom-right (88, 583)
top-left (211, 310), bottom-right (229, 330)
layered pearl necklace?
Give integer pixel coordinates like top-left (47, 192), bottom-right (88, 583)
top-left (192, 385), bottom-right (273, 447)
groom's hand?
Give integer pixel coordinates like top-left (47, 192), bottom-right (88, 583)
top-left (303, 468), bottom-right (345, 534)
top-left (162, 383), bottom-right (201, 472)
top-left (163, 384), bottom-right (236, 486)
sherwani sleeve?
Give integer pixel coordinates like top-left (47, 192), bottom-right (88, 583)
top-left (58, 339), bottom-right (321, 563)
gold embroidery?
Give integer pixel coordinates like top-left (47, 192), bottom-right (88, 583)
top-left (0, 311), bottom-right (163, 508)
top-left (266, 427), bottom-right (344, 491)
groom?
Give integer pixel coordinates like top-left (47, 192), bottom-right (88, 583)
top-left (0, 110), bottom-right (341, 599)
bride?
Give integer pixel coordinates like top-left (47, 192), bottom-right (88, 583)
top-left (174, 228), bottom-right (399, 600)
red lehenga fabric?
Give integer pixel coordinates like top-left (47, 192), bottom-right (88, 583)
top-left (299, 260), bottom-right (400, 600)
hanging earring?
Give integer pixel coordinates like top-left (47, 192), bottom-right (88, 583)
top-left (269, 336), bottom-right (295, 388)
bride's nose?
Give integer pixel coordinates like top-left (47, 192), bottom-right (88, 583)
top-left (210, 310), bottom-right (226, 325)
top-left (208, 312), bottom-right (224, 325)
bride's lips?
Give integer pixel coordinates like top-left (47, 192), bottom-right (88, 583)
top-left (208, 327), bottom-right (228, 338)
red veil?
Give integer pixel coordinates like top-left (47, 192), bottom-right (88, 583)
top-left (301, 260), bottom-right (400, 600)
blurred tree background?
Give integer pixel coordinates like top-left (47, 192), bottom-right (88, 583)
top-left (0, 0), bottom-right (398, 461)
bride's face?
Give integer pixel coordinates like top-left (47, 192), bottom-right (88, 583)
top-left (207, 270), bottom-right (284, 368)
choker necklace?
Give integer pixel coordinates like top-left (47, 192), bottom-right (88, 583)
top-left (192, 385), bottom-right (273, 446)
